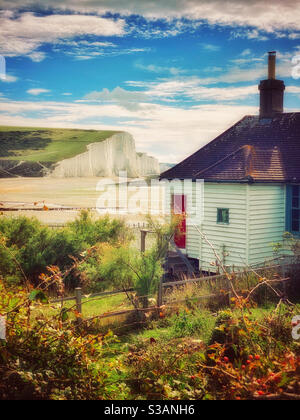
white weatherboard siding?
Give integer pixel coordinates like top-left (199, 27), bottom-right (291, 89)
top-left (163, 181), bottom-right (286, 270)
top-left (200, 183), bottom-right (248, 271)
top-left (248, 184), bottom-right (286, 266)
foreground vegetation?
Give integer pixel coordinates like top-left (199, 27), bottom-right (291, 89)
top-left (0, 211), bottom-right (133, 290)
top-left (1, 281), bottom-right (299, 400)
top-left (0, 214), bottom-right (299, 400)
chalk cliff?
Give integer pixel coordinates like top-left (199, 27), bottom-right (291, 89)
top-left (50, 132), bottom-right (159, 178)
top-left (136, 153), bottom-right (160, 177)
top-left (0, 132), bottom-right (160, 178)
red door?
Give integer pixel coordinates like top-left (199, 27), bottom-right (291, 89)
top-left (172, 194), bottom-right (186, 249)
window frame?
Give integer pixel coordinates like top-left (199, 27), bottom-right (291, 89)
top-left (286, 185), bottom-right (300, 236)
top-left (217, 208), bottom-right (230, 225)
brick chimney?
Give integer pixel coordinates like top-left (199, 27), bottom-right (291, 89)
top-left (259, 51), bottom-right (285, 118)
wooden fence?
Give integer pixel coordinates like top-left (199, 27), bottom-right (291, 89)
top-left (50, 288), bottom-right (134, 304)
top-left (49, 287), bottom-right (156, 329)
top-left (47, 222), bottom-right (150, 230)
top-left (48, 256), bottom-right (299, 331)
top-left (161, 256), bottom-right (300, 307)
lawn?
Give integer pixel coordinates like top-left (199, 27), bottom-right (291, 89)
top-left (0, 126), bottom-right (120, 163)
top-left (106, 302), bottom-right (300, 350)
top-left (33, 292), bottom-right (133, 321)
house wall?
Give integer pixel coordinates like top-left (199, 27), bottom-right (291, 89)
top-left (200, 183), bottom-right (248, 271)
top-left (248, 184), bottom-right (286, 266)
top-left (163, 180), bottom-right (287, 270)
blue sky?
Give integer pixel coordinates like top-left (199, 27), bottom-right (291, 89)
top-left (0, 1), bottom-right (300, 163)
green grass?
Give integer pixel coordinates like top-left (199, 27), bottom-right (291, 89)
top-left (247, 305), bottom-right (276, 320)
top-left (123, 309), bottom-right (217, 346)
top-left (33, 292), bottom-right (132, 320)
top-left (81, 293), bottom-right (132, 317)
top-left (132, 327), bottom-right (172, 342)
top-left (116, 304), bottom-right (295, 349)
top-left (0, 126), bottom-right (120, 163)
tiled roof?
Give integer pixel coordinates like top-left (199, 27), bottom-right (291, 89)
top-left (160, 113), bottom-right (300, 183)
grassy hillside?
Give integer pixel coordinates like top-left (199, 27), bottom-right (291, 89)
top-left (0, 126), bottom-right (120, 163)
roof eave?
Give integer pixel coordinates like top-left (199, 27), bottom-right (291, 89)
top-left (159, 177), bottom-right (292, 184)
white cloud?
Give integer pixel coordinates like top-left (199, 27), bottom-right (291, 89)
top-left (287, 86), bottom-right (300, 93)
top-left (79, 50), bottom-right (297, 109)
top-left (231, 28), bottom-right (269, 41)
top-left (135, 61), bottom-right (183, 76)
top-left (52, 39), bottom-right (150, 60)
top-left (27, 51), bottom-right (46, 62)
top-left (190, 85), bottom-right (257, 101)
top-left (213, 51), bottom-right (295, 83)
top-left (27, 88), bottom-right (50, 95)
top-left (203, 66), bottom-right (223, 73)
top-left (136, 78), bottom-right (257, 102)
top-left (289, 33), bottom-right (300, 39)
top-left (2, 1), bottom-right (300, 35)
top-left (0, 74), bottom-right (18, 83)
top-left (200, 43), bottom-right (220, 52)
top-left (74, 56), bottom-right (94, 61)
top-left (129, 51), bottom-right (295, 89)
top-left (241, 49), bottom-right (252, 57)
top-left (0, 1), bottom-right (298, 64)
top-left (83, 87), bottom-right (148, 110)
top-left (0, 12), bottom-right (125, 60)
top-left (287, 85), bottom-right (300, 98)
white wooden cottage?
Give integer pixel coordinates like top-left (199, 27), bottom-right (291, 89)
top-left (160, 52), bottom-right (300, 272)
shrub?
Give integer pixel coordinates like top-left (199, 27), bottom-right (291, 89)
top-left (0, 280), bottom-right (129, 400)
top-left (125, 303), bottom-right (300, 400)
top-left (93, 244), bottom-right (163, 308)
top-left (210, 304), bottom-right (300, 360)
top-left (67, 210), bottom-right (131, 248)
top-left (0, 211), bottom-right (130, 290)
top-left (126, 338), bottom-right (207, 400)
top-left (93, 217), bottom-right (176, 308)
top-left (210, 310), bottom-right (238, 346)
top-left (169, 309), bottom-right (215, 343)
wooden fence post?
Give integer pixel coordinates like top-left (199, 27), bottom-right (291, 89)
top-left (141, 230), bottom-right (147, 253)
top-left (281, 262), bottom-right (287, 297)
top-left (157, 276), bottom-right (163, 308)
top-left (226, 277), bottom-right (232, 306)
top-left (75, 287), bottom-right (82, 325)
top-left (228, 289), bottom-right (232, 306)
top-left (157, 235), bottom-right (169, 307)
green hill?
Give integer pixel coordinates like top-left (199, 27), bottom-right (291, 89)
top-left (0, 126), bottom-right (120, 163)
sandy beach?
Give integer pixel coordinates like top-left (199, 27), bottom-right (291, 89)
top-left (0, 177), bottom-right (165, 224)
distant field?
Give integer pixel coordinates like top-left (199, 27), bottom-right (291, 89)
top-left (0, 126), bottom-right (120, 163)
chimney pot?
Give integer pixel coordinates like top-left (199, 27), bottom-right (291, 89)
top-left (268, 51), bottom-right (276, 79)
top-left (259, 51), bottom-right (285, 118)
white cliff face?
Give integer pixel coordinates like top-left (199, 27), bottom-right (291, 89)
top-left (136, 153), bottom-right (160, 176)
top-left (50, 132), bottom-right (159, 178)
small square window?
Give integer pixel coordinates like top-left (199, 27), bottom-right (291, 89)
top-left (217, 208), bottom-right (229, 224)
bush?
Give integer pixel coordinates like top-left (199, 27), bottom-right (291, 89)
top-left (169, 309), bottom-right (215, 343)
top-left (126, 338), bottom-right (207, 400)
top-left (126, 303), bottom-right (300, 400)
top-left (0, 280), bottom-right (129, 400)
top-left (210, 305), bottom-right (300, 361)
top-left (210, 310), bottom-right (238, 346)
top-left (67, 210), bottom-right (131, 248)
top-left (91, 244), bottom-right (164, 308)
top-left (0, 211), bottom-right (130, 290)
